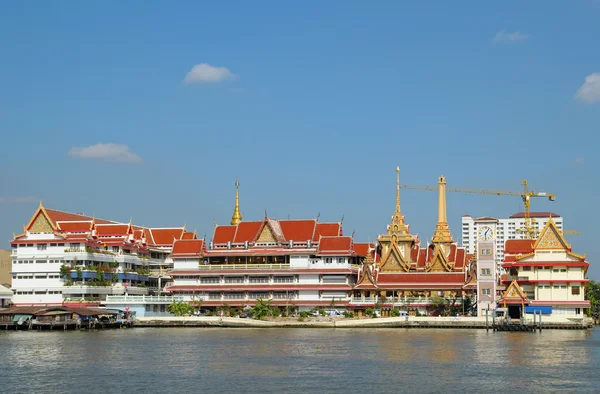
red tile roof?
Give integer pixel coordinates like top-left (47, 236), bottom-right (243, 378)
top-left (313, 223), bottom-right (341, 241)
top-left (148, 228), bottom-right (184, 246)
top-left (279, 220), bottom-right (316, 242)
top-left (504, 240), bottom-right (534, 255)
top-left (171, 239), bottom-right (205, 257)
top-left (233, 221), bottom-right (263, 243)
top-left (213, 226), bottom-right (237, 244)
top-left (181, 232), bottom-right (197, 240)
top-left (56, 221), bottom-right (92, 232)
top-left (44, 208), bottom-right (114, 225)
top-left (96, 224), bottom-right (129, 236)
top-left (353, 242), bottom-right (375, 257)
top-left (317, 236), bottom-right (354, 256)
top-left (509, 212), bottom-right (559, 219)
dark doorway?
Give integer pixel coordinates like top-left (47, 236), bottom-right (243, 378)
top-left (508, 305), bottom-right (521, 319)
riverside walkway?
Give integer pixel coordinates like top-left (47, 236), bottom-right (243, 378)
top-left (133, 316), bottom-right (593, 329)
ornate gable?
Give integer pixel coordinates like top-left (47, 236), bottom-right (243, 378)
top-left (533, 218), bottom-right (570, 251)
top-left (502, 280), bottom-right (528, 301)
top-left (425, 245), bottom-right (453, 272)
top-left (26, 205), bottom-right (56, 233)
top-left (379, 242), bottom-right (410, 272)
top-left (356, 265), bottom-right (378, 287)
top-left (256, 222), bottom-right (277, 243)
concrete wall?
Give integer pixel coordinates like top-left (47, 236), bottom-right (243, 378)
top-left (0, 249), bottom-right (11, 286)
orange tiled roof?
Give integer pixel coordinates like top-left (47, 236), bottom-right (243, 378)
top-left (504, 240), bottom-right (535, 255)
top-left (233, 221), bottom-right (263, 244)
top-left (313, 223), bottom-right (341, 241)
top-left (213, 226), bottom-right (237, 244)
top-left (171, 239), bottom-right (205, 257)
top-left (317, 236), bottom-right (353, 255)
top-left (45, 208), bottom-right (114, 225)
top-left (279, 220), bottom-right (316, 242)
top-left (353, 242), bottom-right (375, 257)
top-left (149, 228), bottom-right (185, 246)
top-left (95, 224), bottom-right (129, 236)
top-left (56, 221), bottom-right (92, 232)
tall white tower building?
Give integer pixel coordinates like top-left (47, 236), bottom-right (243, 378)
top-left (461, 212), bottom-right (563, 267)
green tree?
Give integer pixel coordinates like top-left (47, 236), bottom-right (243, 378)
top-left (585, 280), bottom-right (600, 318)
top-left (251, 298), bottom-right (273, 320)
top-left (167, 301), bottom-right (193, 316)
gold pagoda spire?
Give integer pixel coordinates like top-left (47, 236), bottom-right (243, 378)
top-left (432, 175), bottom-right (453, 245)
top-left (386, 167), bottom-right (411, 240)
top-left (230, 177), bottom-right (242, 225)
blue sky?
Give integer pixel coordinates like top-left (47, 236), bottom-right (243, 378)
top-left (1, 1), bottom-right (599, 277)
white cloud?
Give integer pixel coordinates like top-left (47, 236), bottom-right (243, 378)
top-left (68, 143), bottom-right (143, 164)
top-left (183, 63), bottom-right (236, 84)
top-left (575, 73), bottom-right (600, 104)
top-left (0, 196), bottom-right (38, 204)
top-left (575, 157), bottom-right (585, 165)
top-left (493, 30), bottom-right (529, 43)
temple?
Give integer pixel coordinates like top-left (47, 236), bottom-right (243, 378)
top-left (165, 179), bottom-right (368, 311)
top-left (353, 168), bottom-right (476, 316)
top-left (9, 203), bottom-right (189, 305)
top-left (500, 217), bottom-right (590, 318)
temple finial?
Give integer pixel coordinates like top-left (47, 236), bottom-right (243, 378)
top-left (230, 177), bottom-right (242, 225)
top-left (39, 200), bottom-right (43, 208)
top-left (396, 166), bottom-right (401, 214)
top-left (264, 209), bottom-right (268, 218)
top-left (432, 175), bottom-right (453, 245)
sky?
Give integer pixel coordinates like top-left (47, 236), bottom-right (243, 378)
top-left (1, 1), bottom-right (599, 278)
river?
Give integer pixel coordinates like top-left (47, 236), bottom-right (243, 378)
top-left (1, 327), bottom-right (598, 393)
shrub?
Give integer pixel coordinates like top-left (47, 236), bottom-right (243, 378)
top-left (365, 307), bottom-right (374, 316)
top-left (299, 311), bottom-right (310, 319)
top-left (270, 306), bottom-right (281, 317)
top-left (343, 311), bottom-right (354, 318)
top-left (391, 309), bottom-right (400, 317)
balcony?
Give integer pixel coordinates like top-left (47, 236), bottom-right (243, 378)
top-left (62, 284), bottom-right (149, 296)
top-left (349, 296), bottom-right (466, 305)
top-left (104, 295), bottom-right (183, 303)
top-left (198, 263), bottom-right (292, 270)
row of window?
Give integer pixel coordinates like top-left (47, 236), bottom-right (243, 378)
top-left (13, 274), bottom-right (61, 280)
top-left (14, 259), bottom-right (64, 264)
top-left (15, 291), bottom-right (62, 295)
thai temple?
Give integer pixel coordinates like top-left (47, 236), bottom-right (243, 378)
top-left (3, 168), bottom-right (591, 319)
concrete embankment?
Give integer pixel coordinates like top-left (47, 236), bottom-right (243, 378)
top-left (133, 316), bottom-right (593, 329)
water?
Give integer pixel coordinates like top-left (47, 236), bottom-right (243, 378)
top-left (1, 327), bottom-right (598, 393)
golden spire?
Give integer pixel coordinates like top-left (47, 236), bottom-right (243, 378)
top-left (432, 175), bottom-right (453, 245)
top-left (387, 166), bottom-right (411, 240)
top-left (396, 166), bottom-right (401, 213)
top-left (230, 177), bottom-right (242, 225)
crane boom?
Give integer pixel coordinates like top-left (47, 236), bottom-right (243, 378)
top-left (400, 180), bottom-right (557, 240)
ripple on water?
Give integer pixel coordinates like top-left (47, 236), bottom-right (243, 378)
top-left (0, 328), bottom-right (598, 394)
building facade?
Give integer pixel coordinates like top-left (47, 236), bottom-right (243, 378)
top-left (9, 203), bottom-right (188, 306)
top-left (475, 240), bottom-right (497, 316)
top-left (499, 217), bottom-right (590, 318)
top-left (462, 212), bottom-right (564, 267)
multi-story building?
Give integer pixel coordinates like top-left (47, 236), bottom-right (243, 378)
top-left (164, 180), bottom-right (372, 311)
top-left (9, 203), bottom-right (189, 306)
top-left (461, 212), bottom-right (564, 267)
top-left (499, 217), bottom-right (590, 318)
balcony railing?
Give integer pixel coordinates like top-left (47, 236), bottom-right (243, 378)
top-left (349, 296), bottom-right (466, 305)
top-left (197, 263), bottom-right (291, 270)
top-left (104, 295), bottom-right (183, 303)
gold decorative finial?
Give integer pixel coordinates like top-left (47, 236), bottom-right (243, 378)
top-left (432, 175), bottom-right (453, 245)
top-left (231, 177), bottom-right (242, 225)
top-left (396, 166), bottom-right (401, 213)
top-left (39, 200), bottom-right (43, 208)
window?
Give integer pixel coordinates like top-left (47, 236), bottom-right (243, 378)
top-left (481, 289), bottom-right (491, 296)
top-left (200, 277), bottom-right (220, 284)
top-left (325, 257), bottom-right (333, 264)
top-left (273, 276), bottom-right (294, 283)
top-left (37, 244), bottom-right (47, 251)
top-left (224, 276), bottom-right (244, 284)
top-left (249, 276), bottom-right (268, 284)
top-left (523, 266), bottom-right (531, 271)
top-left (572, 286), bottom-right (580, 295)
top-left (481, 268), bottom-right (491, 276)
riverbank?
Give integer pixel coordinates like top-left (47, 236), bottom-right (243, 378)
top-left (134, 315), bottom-right (594, 329)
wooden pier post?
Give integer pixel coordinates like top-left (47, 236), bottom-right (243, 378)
top-left (485, 309), bottom-right (489, 332)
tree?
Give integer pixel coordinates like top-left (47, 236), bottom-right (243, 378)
top-left (251, 298), bottom-right (273, 320)
top-left (167, 301), bottom-right (193, 316)
top-left (585, 280), bottom-right (600, 319)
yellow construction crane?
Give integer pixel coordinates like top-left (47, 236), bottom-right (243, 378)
top-left (400, 179), bottom-right (559, 240)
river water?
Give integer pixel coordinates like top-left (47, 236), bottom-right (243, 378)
top-left (0, 327), bottom-right (598, 393)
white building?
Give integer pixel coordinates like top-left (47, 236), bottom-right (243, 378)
top-left (9, 203), bottom-right (189, 306)
top-left (0, 284), bottom-right (12, 307)
top-left (462, 212), bottom-right (563, 267)
top-left (500, 217), bottom-right (590, 318)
